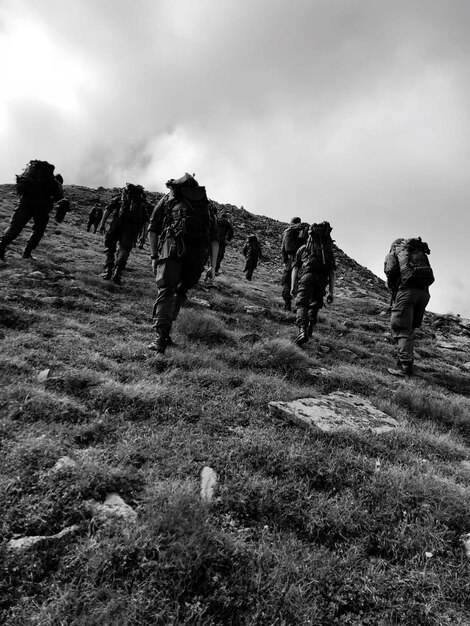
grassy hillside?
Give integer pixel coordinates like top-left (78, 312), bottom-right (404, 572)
top-left (1, 184), bottom-right (470, 625)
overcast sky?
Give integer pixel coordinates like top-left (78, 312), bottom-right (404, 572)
top-left (1, 0), bottom-right (469, 318)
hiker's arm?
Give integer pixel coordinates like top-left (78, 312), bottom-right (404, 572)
top-left (98, 208), bottom-right (112, 233)
top-left (206, 240), bottom-right (220, 280)
top-left (290, 267), bottom-right (299, 297)
top-left (327, 270), bottom-right (335, 304)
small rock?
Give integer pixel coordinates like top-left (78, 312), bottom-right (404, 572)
top-left (244, 305), bottom-right (264, 314)
top-left (29, 271), bottom-right (46, 279)
top-left (86, 493), bottom-right (137, 523)
top-left (201, 466), bottom-right (217, 503)
top-left (49, 456), bottom-right (77, 474)
top-left (7, 525), bottom-right (79, 551)
top-left (190, 297), bottom-right (211, 308)
top-left (37, 368), bottom-right (51, 383)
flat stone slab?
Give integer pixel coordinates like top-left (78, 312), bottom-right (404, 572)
top-left (269, 392), bottom-right (399, 434)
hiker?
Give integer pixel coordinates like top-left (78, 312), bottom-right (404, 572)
top-left (384, 237), bottom-right (434, 377)
top-left (290, 221), bottom-right (336, 346)
top-left (0, 160), bottom-right (64, 261)
top-left (215, 212), bottom-right (234, 274)
top-left (243, 234), bottom-right (262, 281)
top-left (87, 204), bottom-right (103, 233)
top-left (281, 217), bottom-right (309, 311)
top-left (98, 183), bottom-right (150, 285)
top-left (148, 173), bottom-right (219, 354)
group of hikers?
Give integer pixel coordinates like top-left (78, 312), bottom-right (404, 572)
top-left (0, 160), bottom-right (435, 376)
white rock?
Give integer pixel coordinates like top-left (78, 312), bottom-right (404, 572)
top-left (37, 369), bottom-right (51, 383)
top-left (7, 525), bottom-right (79, 551)
top-left (87, 493), bottom-right (137, 523)
top-left (49, 456), bottom-right (77, 474)
top-left (201, 466), bottom-right (217, 502)
top-left (269, 392), bottom-right (399, 434)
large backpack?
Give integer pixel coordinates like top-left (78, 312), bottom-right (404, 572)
top-left (282, 222), bottom-right (309, 256)
top-left (385, 237), bottom-right (434, 289)
top-left (118, 183), bottom-right (148, 224)
top-left (162, 174), bottom-right (212, 247)
top-left (301, 222), bottom-right (335, 273)
top-left (16, 160), bottom-right (56, 197)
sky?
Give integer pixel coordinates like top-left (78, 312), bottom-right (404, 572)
top-left (1, 0), bottom-right (469, 318)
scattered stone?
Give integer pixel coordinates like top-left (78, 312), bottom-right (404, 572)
top-left (29, 271), bottom-right (46, 280)
top-left (37, 368), bottom-right (51, 383)
top-left (307, 367), bottom-right (332, 379)
top-left (49, 456), bottom-right (77, 474)
top-left (244, 305), bottom-right (264, 314)
top-left (269, 392), bottom-right (399, 434)
top-left (7, 525), bottom-right (79, 552)
top-left (462, 363), bottom-right (470, 372)
top-left (200, 466), bottom-right (217, 502)
top-left (86, 493), bottom-right (137, 523)
top-left (190, 297), bottom-right (211, 308)
top-left (461, 533), bottom-right (470, 559)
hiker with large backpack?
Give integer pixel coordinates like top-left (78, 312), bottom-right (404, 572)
top-left (147, 173), bottom-right (219, 354)
top-left (0, 160), bottom-right (64, 261)
top-left (280, 217), bottom-right (309, 311)
top-left (384, 237), bottom-right (434, 377)
top-left (215, 212), bottom-right (234, 274)
top-left (98, 183), bottom-right (150, 285)
top-left (290, 221), bottom-right (336, 346)
top-left (243, 234), bottom-right (262, 281)
top-left (87, 204), bottom-right (104, 233)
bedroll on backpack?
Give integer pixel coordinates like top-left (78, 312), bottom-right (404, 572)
top-left (283, 222), bottom-right (309, 255)
top-left (303, 223), bottom-right (335, 273)
top-left (119, 184), bottom-right (147, 222)
top-left (163, 185), bottom-right (211, 247)
top-left (16, 160), bottom-right (56, 196)
top-left (393, 238), bottom-right (435, 289)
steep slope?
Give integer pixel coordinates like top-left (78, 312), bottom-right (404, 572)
top-left (1, 184), bottom-right (470, 625)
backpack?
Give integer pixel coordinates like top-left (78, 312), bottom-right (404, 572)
top-left (16, 160), bottom-right (56, 196)
top-left (385, 237), bottom-right (434, 289)
top-left (162, 175), bottom-right (212, 247)
top-left (118, 184), bottom-right (148, 224)
top-left (217, 217), bottom-right (233, 244)
top-left (301, 222), bottom-right (335, 273)
top-left (282, 222), bottom-right (309, 256)
top-left (54, 198), bottom-right (71, 223)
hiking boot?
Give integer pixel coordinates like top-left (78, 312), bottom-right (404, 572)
top-left (294, 326), bottom-right (309, 346)
top-left (0, 247), bottom-right (5, 262)
top-left (22, 247), bottom-right (35, 260)
top-left (102, 268), bottom-right (113, 280)
top-left (387, 362), bottom-right (413, 377)
top-left (112, 270), bottom-right (122, 286)
top-left (307, 320), bottom-right (316, 337)
top-left (148, 326), bottom-right (170, 354)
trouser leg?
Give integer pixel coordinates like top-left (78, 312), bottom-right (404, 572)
top-left (24, 211), bottom-right (49, 254)
top-left (0, 204), bottom-right (33, 251)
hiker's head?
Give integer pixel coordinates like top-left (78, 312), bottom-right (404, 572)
top-left (55, 174), bottom-right (63, 184)
top-left (291, 217), bottom-right (301, 224)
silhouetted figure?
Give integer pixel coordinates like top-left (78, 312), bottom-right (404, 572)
top-left (280, 217), bottom-right (309, 311)
top-left (0, 160), bottom-right (64, 261)
top-left (98, 183), bottom-right (150, 285)
top-left (291, 221), bottom-right (336, 346)
top-left (87, 204), bottom-right (103, 233)
top-left (384, 237), bottom-right (434, 377)
top-left (243, 234), bottom-right (262, 281)
top-left (215, 212), bottom-right (234, 274)
top-left (148, 173), bottom-right (219, 354)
